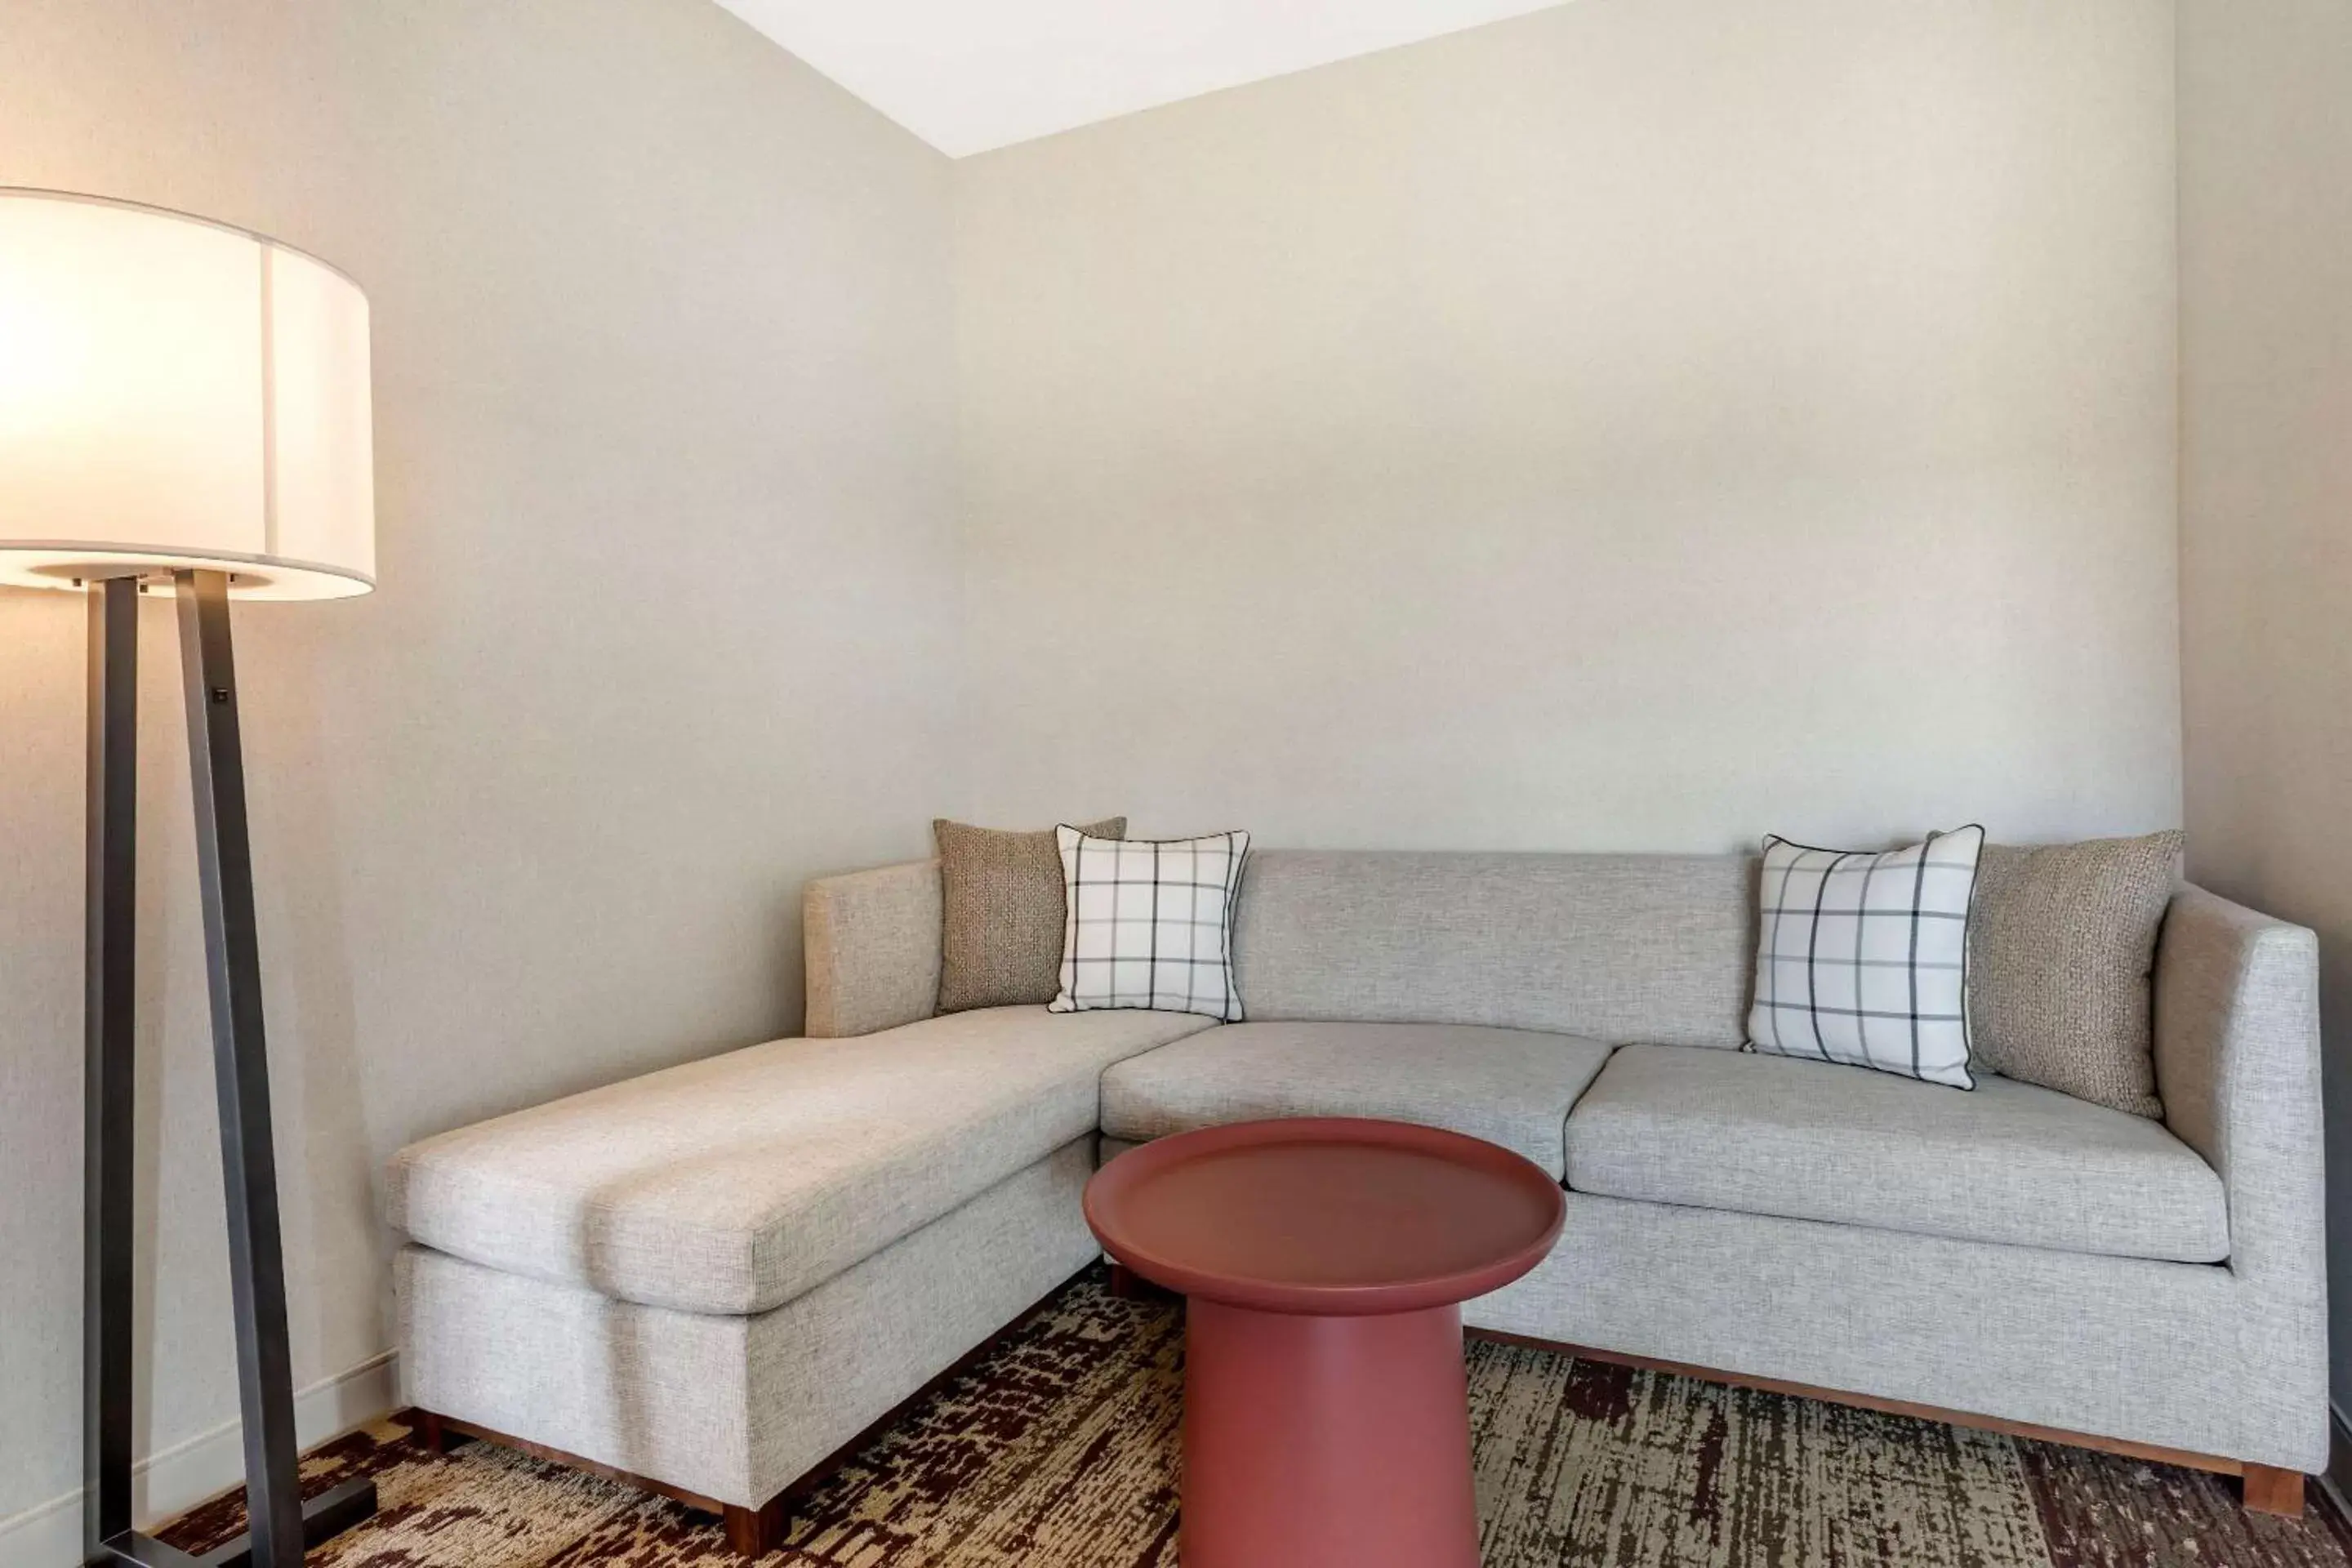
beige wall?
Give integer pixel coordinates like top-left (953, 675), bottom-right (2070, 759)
top-left (0, 0), bottom-right (956, 1530)
top-left (0, 0), bottom-right (2229, 1542)
top-left (2177, 0), bottom-right (2352, 1419)
top-left (952, 0), bottom-right (2183, 852)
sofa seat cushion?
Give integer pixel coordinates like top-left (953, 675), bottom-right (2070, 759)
top-left (386, 1006), bottom-right (1214, 1315)
top-left (1563, 1044), bottom-right (2227, 1263)
top-left (1099, 1022), bottom-right (1614, 1178)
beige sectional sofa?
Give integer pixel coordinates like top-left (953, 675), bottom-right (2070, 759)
top-left (386, 849), bottom-right (2326, 1548)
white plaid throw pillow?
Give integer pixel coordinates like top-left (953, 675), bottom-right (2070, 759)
top-left (1050, 826), bottom-right (1250, 1022)
top-left (1747, 826), bottom-right (1985, 1088)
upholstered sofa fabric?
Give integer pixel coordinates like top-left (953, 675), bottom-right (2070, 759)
top-left (803, 858), bottom-right (943, 1038)
top-left (400, 1138), bottom-right (1102, 1507)
top-left (2149, 888), bottom-right (2326, 1398)
top-left (1099, 1021), bottom-right (1613, 1177)
top-left (1233, 850), bottom-right (1755, 1048)
top-left (1469, 1189), bottom-right (2315, 1473)
top-left (386, 1006), bottom-right (1211, 1315)
top-left (1565, 1043), bottom-right (2228, 1263)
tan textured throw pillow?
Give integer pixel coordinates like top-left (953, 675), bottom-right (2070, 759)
top-left (1966, 831), bottom-right (2184, 1119)
top-left (935, 817), bottom-right (1126, 1013)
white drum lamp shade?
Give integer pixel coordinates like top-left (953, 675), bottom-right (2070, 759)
top-left (0, 189), bottom-right (374, 600)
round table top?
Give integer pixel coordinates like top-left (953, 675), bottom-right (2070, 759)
top-left (1082, 1117), bottom-right (1566, 1316)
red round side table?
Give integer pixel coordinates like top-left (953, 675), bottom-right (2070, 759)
top-left (1084, 1116), bottom-right (1566, 1568)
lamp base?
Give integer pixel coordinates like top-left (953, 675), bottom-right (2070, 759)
top-left (91, 1478), bottom-right (376, 1568)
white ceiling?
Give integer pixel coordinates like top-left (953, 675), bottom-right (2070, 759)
top-left (712, 0), bottom-right (1570, 158)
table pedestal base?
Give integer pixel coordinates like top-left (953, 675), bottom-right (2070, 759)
top-left (1182, 1297), bottom-right (1478, 1568)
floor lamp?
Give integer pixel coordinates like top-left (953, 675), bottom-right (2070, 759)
top-left (0, 189), bottom-right (379, 1568)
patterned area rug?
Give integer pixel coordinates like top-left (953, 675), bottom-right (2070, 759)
top-left (159, 1268), bottom-right (2351, 1568)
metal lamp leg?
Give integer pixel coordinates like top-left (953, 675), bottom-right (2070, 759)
top-left (175, 567), bottom-right (310, 1568)
top-left (84, 577), bottom-right (139, 1565)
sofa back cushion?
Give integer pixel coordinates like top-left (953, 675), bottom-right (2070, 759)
top-left (1233, 851), bottom-right (1756, 1048)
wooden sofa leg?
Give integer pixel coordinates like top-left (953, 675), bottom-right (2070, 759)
top-left (723, 1498), bottom-right (786, 1557)
top-left (1108, 1263), bottom-right (1179, 1302)
top-left (412, 1410), bottom-right (467, 1454)
top-left (2243, 1464), bottom-right (2305, 1516)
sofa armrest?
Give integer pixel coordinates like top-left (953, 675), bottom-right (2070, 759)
top-left (2152, 884), bottom-right (2324, 1290)
top-left (804, 859), bottom-right (942, 1038)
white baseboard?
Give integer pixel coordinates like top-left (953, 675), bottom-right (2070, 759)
top-left (0, 1352), bottom-right (400, 1568)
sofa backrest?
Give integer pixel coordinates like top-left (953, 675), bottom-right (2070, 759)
top-left (1232, 850), bottom-right (1757, 1049)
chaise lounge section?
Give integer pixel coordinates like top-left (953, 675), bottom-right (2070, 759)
top-left (387, 849), bottom-right (2325, 1548)
top-left (389, 1002), bottom-right (1213, 1544)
